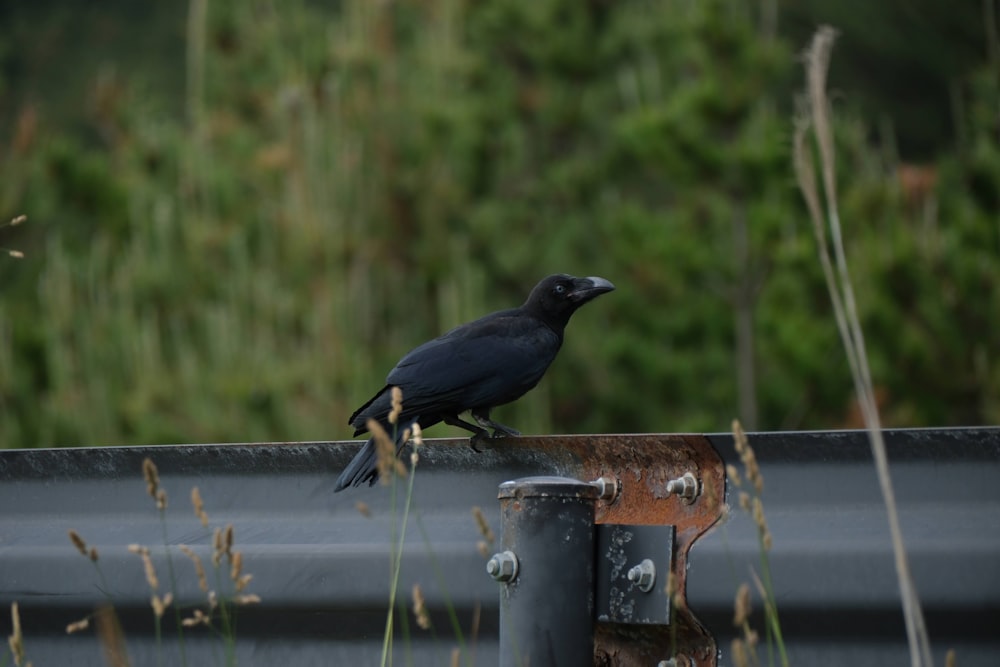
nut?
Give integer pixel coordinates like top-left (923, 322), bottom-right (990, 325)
top-left (486, 550), bottom-right (519, 583)
top-left (626, 558), bottom-right (656, 593)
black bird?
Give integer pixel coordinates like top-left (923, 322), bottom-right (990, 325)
top-left (334, 274), bottom-right (615, 491)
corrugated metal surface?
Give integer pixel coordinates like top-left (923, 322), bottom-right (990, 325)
top-left (696, 429), bottom-right (1000, 667)
top-left (1, 428), bottom-right (998, 666)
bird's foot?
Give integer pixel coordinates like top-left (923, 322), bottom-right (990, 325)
top-left (472, 412), bottom-right (520, 439)
top-left (469, 430), bottom-right (488, 453)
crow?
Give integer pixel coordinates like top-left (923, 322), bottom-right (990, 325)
top-left (333, 274), bottom-right (615, 491)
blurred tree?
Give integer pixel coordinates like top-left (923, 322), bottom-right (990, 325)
top-left (0, 0), bottom-right (997, 449)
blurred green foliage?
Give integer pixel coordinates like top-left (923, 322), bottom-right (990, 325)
top-left (0, 0), bottom-right (997, 448)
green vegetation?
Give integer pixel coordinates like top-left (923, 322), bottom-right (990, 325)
top-left (0, 0), bottom-right (997, 449)
top-left (4, 458), bottom-right (260, 667)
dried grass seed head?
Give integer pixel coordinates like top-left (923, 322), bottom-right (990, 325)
top-left (191, 487), bottom-right (209, 527)
top-left (180, 545), bottom-right (209, 592)
top-left (368, 419), bottom-right (398, 485)
top-left (2, 216), bottom-right (27, 260)
top-left (141, 551), bottom-right (159, 590)
top-left (129, 544), bottom-right (158, 590)
top-left (230, 551), bottom-right (243, 582)
top-left (732, 419), bottom-right (747, 455)
top-left (744, 449), bottom-right (763, 494)
top-left (66, 617), bottom-right (90, 634)
top-left (738, 491), bottom-right (751, 512)
top-left (733, 582), bottom-right (752, 627)
top-left (732, 419), bottom-right (765, 492)
top-left (68, 529), bottom-right (88, 556)
top-left (95, 605), bottom-right (128, 667)
top-left (236, 574), bottom-right (253, 592)
top-left (156, 488), bottom-right (168, 510)
top-left (472, 506), bottom-right (495, 544)
top-left (726, 464), bottom-right (742, 488)
top-left (8, 602), bottom-right (24, 666)
top-left (411, 583), bottom-right (431, 630)
top-left (751, 497), bottom-right (767, 532)
top-left (730, 638), bottom-right (749, 667)
top-left (182, 608), bottom-right (211, 628)
top-left (751, 496), bottom-right (773, 550)
top-left (389, 386), bottom-right (403, 425)
top-left (142, 458), bottom-right (160, 499)
top-left (151, 593), bottom-right (173, 618)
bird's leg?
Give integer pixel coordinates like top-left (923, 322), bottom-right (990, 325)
top-left (442, 414), bottom-right (490, 452)
top-left (472, 409), bottom-right (521, 438)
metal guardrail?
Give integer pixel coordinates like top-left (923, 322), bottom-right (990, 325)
top-left (1, 428), bottom-right (999, 666)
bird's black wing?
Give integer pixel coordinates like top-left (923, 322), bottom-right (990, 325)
top-left (350, 310), bottom-right (561, 433)
top-left (389, 311), bottom-right (560, 410)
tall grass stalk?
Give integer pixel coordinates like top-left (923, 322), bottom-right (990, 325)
top-left (142, 458), bottom-right (188, 666)
top-left (158, 515), bottom-right (188, 665)
top-left (728, 421), bottom-right (787, 667)
top-left (380, 423), bottom-right (420, 667)
top-left (414, 513), bottom-right (473, 667)
top-left (6, 602), bottom-right (25, 667)
top-left (793, 26), bottom-right (933, 667)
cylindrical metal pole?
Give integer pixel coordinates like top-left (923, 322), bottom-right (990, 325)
top-left (493, 476), bottom-right (599, 667)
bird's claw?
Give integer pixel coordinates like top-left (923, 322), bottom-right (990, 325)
top-left (469, 431), bottom-right (487, 453)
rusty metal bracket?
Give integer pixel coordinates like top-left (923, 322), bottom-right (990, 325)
top-left (473, 433), bottom-right (725, 666)
top-left (490, 435), bottom-right (723, 665)
top-left (596, 523), bottom-right (675, 624)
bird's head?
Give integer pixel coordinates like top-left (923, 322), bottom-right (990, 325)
top-left (524, 274), bottom-right (615, 331)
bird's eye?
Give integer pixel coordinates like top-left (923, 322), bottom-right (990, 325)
top-left (554, 284), bottom-right (567, 295)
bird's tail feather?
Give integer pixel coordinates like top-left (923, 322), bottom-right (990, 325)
top-left (333, 417), bottom-right (417, 492)
top-left (333, 437), bottom-right (378, 491)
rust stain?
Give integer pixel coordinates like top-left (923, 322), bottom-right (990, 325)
top-left (496, 434), bottom-right (726, 667)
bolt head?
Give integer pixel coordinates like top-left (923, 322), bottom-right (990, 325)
top-left (666, 472), bottom-right (700, 503)
top-left (591, 475), bottom-right (621, 502)
top-left (626, 558), bottom-right (656, 592)
top-left (486, 550), bottom-right (518, 582)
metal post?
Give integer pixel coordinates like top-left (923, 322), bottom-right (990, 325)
top-left (491, 476), bottom-right (600, 667)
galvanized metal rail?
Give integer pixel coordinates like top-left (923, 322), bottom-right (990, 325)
top-left (1, 428), bottom-right (998, 666)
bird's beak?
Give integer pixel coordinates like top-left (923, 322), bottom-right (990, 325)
top-left (568, 276), bottom-right (616, 303)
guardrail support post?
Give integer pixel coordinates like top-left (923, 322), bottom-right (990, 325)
top-left (492, 475), bottom-right (600, 667)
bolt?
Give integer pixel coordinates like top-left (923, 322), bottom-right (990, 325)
top-left (665, 472), bottom-right (700, 504)
top-left (591, 475), bottom-right (621, 503)
top-left (486, 550), bottom-right (519, 583)
top-left (626, 558), bottom-right (656, 593)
